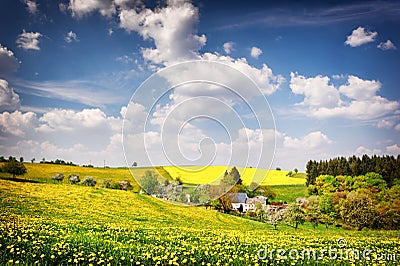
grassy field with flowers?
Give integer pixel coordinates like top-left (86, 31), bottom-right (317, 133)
top-left (1, 177), bottom-right (400, 265)
top-left (6, 163), bottom-right (138, 185)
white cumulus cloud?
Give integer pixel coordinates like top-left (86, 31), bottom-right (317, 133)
top-left (0, 107), bottom-right (128, 166)
top-left (250, 47), bottom-right (262, 58)
top-left (38, 108), bottom-right (108, 132)
top-left (0, 110), bottom-right (37, 137)
top-left (272, 131), bottom-right (334, 170)
top-left (65, 31), bottom-right (79, 43)
top-left (119, 0), bottom-right (206, 66)
top-left (290, 72), bottom-right (340, 108)
top-left (223, 42), bottom-right (234, 54)
top-left (283, 131), bottom-right (332, 149)
top-left (201, 53), bottom-right (284, 96)
top-left (16, 30), bottom-right (42, 51)
top-left (68, 0), bottom-right (115, 18)
top-left (386, 144), bottom-right (400, 155)
top-left (0, 79), bottom-right (20, 112)
top-left (338, 75), bottom-right (381, 100)
top-left (377, 40), bottom-right (397, 50)
top-left (23, 0), bottom-right (38, 14)
top-left (345, 26), bottom-right (377, 47)
top-left (355, 146), bottom-right (382, 156)
top-left (290, 73), bottom-right (399, 120)
top-left (0, 44), bottom-right (19, 77)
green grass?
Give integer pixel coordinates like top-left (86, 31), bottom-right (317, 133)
top-left (270, 184), bottom-right (309, 203)
top-left (0, 162), bottom-right (149, 191)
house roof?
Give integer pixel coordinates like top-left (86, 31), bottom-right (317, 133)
top-left (230, 192), bottom-right (248, 203)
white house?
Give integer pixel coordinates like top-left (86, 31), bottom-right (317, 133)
top-left (245, 196), bottom-right (267, 212)
top-left (231, 192), bottom-right (249, 211)
top-left (231, 193), bottom-right (268, 212)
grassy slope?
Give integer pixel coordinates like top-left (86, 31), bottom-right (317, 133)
top-left (0, 180), bottom-right (261, 229)
top-left (270, 185), bottom-right (308, 203)
top-left (3, 162), bottom-right (134, 181)
top-left (1, 162), bottom-right (144, 190)
top-left (1, 179), bottom-right (399, 265)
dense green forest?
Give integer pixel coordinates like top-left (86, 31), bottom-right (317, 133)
top-left (304, 155), bottom-right (400, 230)
top-left (306, 154), bottom-right (400, 186)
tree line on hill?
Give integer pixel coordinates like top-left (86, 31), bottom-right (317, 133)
top-left (39, 158), bottom-right (77, 166)
top-left (304, 154), bottom-right (400, 230)
top-left (306, 154), bottom-right (400, 187)
top-left (303, 172), bottom-right (400, 230)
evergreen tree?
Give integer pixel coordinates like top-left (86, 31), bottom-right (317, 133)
top-left (230, 166), bottom-right (242, 185)
top-left (306, 160), bottom-right (318, 186)
top-left (306, 155), bottom-right (400, 188)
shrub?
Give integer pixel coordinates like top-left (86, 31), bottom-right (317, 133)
top-left (119, 180), bottom-right (132, 191)
top-left (51, 173), bottom-right (64, 182)
top-left (68, 174), bottom-right (80, 184)
top-left (102, 179), bottom-right (112, 188)
top-left (81, 176), bottom-right (96, 186)
top-left (111, 182), bottom-right (121, 190)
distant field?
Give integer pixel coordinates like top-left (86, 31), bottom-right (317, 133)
top-left (0, 163), bottom-right (305, 190)
top-left (270, 184), bottom-right (308, 203)
top-left (163, 166), bottom-right (306, 186)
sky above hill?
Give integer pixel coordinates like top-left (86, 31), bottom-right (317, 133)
top-left (0, 0), bottom-right (399, 170)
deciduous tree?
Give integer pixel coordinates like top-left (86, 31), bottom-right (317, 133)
top-left (284, 204), bottom-right (306, 229)
top-left (2, 158), bottom-right (27, 179)
top-left (140, 171), bottom-right (161, 195)
top-left (340, 191), bottom-right (378, 230)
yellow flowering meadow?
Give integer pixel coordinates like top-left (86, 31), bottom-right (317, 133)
top-left (0, 177), bottom-right (399, 265)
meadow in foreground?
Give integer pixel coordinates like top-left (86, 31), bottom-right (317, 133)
top-left (1, 179), bottom-right (399, 265)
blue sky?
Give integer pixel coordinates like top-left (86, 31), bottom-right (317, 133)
top-left (0, 0), bottom-right (399, 170)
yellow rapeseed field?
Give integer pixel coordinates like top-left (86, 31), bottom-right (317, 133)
top-left (163, 166), bottom-right (306, 186)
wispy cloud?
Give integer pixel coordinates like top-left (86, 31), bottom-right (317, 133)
top-left (19, 105), bottom-right (55, 114)
top-left (215, 2), bottom-right (400, 30)
top-left (13, 79), bottom-right (125, 108)
top-left (16, 30), bottom-right (42, 51)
